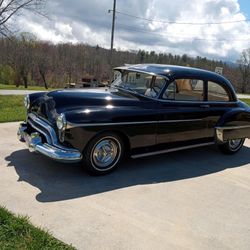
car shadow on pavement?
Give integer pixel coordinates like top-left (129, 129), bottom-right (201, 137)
top-left (5, 145), bottom-right (250, 202)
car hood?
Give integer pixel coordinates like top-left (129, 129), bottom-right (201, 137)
top-left (47, 88), bottom-right (142, 109)
top-left (30, 87), bottom-right (144, 123)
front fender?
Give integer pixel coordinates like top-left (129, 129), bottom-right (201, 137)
top-left (64, 106), bottom-right (157, 125)
top-left (63, 106), bottom-right (158, 153)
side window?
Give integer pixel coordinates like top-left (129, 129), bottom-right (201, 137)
top-left (154, 76), bottom-right (166, 89)
top-left (162, 79), bottom-right (204, 101)
top-left (144, 76), bottom-right (166, 98)
top-left (207, 81), bottom-right (229, 102)
top-left (163, 82), bottom-right (175, 100)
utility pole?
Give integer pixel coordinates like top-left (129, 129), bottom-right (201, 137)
top-left (109, 0), bottom-right (116, 81)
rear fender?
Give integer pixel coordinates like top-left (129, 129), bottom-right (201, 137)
top-left (216, 108), bottom-right (250, 142)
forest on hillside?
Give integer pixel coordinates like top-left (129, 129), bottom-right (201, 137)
top-left (0, 34), bottom-right (249, 93)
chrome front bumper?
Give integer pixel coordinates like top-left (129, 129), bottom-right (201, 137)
top-left (18, 117), bottom-right (82, 163)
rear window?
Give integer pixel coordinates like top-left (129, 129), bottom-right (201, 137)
top-left (207, 81), bottom-right (229, 102)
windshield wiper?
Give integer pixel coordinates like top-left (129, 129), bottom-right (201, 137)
top-left (125, 87), bottom-right (136, 93)
top-left (116, 86), bottom-right (141, 97)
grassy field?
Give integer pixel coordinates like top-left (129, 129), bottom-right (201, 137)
top-left (0, 84), bottom-right (56, 91)
top-left (0, 206), bottom-right (74, 249)
top-left (0, 95), bottom-right (250, 123)
top-left (242, 99), bottom-right (250, 106)
top-left (0, 95), bottom-right (26, 123)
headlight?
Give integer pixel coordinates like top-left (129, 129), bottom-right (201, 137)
top-left (56, 113), bottom-right (67, 130)
top-left (24, 95), bottom-right (30, 109)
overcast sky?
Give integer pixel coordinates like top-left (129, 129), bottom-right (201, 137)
top-left (14, 0), bottom-right (250, 62)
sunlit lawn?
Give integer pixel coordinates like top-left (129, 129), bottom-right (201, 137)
top-left (0, 206), bottom-right (75, 249)
top-left (242, 99), bottom-right (250, 106)
top-left (0, 95), bottom-right (250, 123)
top-left (0, 95), bottom-right (26, 122)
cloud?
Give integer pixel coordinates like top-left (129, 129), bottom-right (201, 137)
top-left (13, 0), bottom-right (250, 61)
top-left (16, 18), bottom-right (78, 44)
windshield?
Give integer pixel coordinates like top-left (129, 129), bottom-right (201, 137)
top-left (112, 70), bottom-right (166, 98)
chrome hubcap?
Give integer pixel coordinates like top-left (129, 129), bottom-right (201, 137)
top-left (229, 139), bottom-right (242, 150)
top-left (92, 138), bottom-right (120, 169)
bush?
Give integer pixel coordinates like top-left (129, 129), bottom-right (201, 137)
top-left (0, 64), bottom-right (15, 85)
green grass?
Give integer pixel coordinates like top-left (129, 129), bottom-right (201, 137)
top-left (0, 84), bottom-right (56, 91)
top-left (0, 206), bottom-right (75, 249)
top-left (0, 95), bottom-right (250, 123)
top-left (242, 99), bottom-right (250, 106)
top-left (0, 95), bottom-right (26, 123)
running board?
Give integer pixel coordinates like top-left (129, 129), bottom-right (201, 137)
top-left (131, 142), bottom-right (215, 159)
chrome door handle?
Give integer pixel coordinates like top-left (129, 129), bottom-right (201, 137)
top-left (200, 104), bottom-right (210, 108)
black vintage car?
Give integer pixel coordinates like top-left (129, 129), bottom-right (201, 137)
top-left (18, 64), bottom-right (250, 175)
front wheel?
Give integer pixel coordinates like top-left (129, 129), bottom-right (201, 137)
top-left (82, 133), bottom-right (124, 175)
top-left (218, 138), bottom-right (245, 155)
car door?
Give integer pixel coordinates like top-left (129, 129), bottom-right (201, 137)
top-left (157, 78), bottom-right (212, 146)
top-left (203, 80), bottom-right (238, 138)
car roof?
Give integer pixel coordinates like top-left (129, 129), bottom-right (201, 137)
top-left (115, 64), bottom-right (227, 81)
top-left (114, 64), bottom-right (237, 101)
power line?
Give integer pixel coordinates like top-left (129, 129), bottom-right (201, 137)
top-left (115, 10), bottom-right (250, 25)
top-left (117, 23), bottom-right (250, 42)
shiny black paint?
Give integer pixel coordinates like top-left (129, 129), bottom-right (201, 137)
top-left (27, 64), bottom-right (250, 156)
top-left (65, 123), bottom-right (157, 156)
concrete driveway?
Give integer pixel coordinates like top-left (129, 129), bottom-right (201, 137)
top-left (0, 122), bottom-right (249, 250)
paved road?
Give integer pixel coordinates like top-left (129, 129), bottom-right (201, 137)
top-left (237, 94), bottom-right (250, 99)
top-left (0, 122), bottom-right (249, 250)
top-left (0, 89), bottom-right (46, 95)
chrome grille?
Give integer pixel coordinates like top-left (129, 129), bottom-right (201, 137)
top-left (27, 113), bottom-right (77, 151)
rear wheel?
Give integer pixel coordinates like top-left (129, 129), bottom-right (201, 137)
top-left (218, 138), bottom-right (245, 154)
top-left (82, 133), bottom-right (124, 175)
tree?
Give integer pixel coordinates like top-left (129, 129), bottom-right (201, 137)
top-left (35, 42), bottom-right (51, 89)
top-left (238, 49), bottom-right (250, 93)
top-left (0, 64), bottom-right (15, 84)
top-left (0, 35), bottom-right (246, 91)
top-left (14, 33), bottom-right (36, 88)
top-left (0, 0), bottom-right (46, 37)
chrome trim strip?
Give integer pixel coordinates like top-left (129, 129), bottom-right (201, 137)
top-left (131, 142), bottom-right (215, 159)
top-left (28, 113), bottom-right (58, 145)
top-left (158, 118), bottom-right (202, 123)
top-left (67, 121), bottom-right (156, 128)
top-left (67, 118), bottom-right (203, 129)
top-left (159, 99), bottom-right (238, 104)
top-left (216, 125), bottom-right (250, 130)
top-left (27, 119), bottom-right (52, 144)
